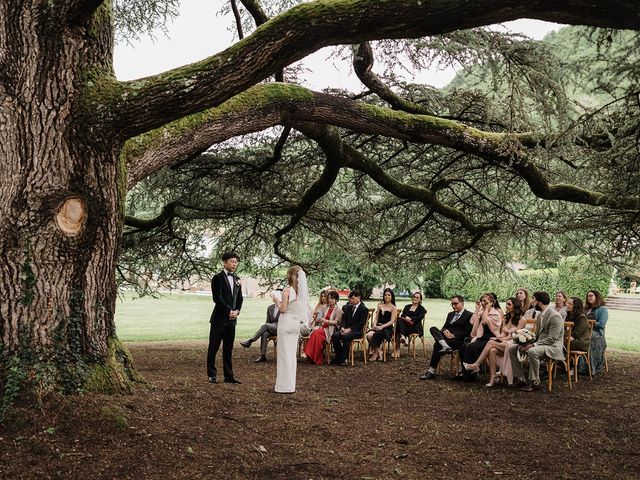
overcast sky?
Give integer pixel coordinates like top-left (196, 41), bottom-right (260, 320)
top-left (113, 1), bottom-right (560, 90)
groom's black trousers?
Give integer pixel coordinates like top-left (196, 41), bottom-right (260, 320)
top-left (207, 321), bottom-right (236, 380)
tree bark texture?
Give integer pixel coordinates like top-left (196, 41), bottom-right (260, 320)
top-left (0, 1), bottom-right (137, 398)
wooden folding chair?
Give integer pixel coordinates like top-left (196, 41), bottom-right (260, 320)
top-left (437, 349), bottom-right (460, 376)
top-left (349, 309), bottom-right (372, 366)
top-left (570, 319), bottom-right (595, 383)
top-left (267, 335), bottom-right (277, 356)
top-left (407, 315), bottom-right (427, 359)
top-left (546, 321), bottom-right (573, 391)
top-left (382, 316), bottom-right (398, 361)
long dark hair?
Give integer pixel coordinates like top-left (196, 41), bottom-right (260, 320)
top-left (567, 297), bottom-right (585, 322)
top-left (504, 296), bottom-right (523, 327)
top-left (486, 292), bottom-right (501, 310)
top-left (381, 288), bottom-right (396, 306)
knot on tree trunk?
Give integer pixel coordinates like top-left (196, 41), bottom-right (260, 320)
top-left (55, 197), bottom-right (87, 236)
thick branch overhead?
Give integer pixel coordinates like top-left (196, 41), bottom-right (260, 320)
top-left (96, 0), bottom-right (640, 140)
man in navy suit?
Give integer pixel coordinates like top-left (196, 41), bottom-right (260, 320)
top-left (419, 295), bottom-right (472, 380)
top-left (207, 251), bottom-right (243, 384)
top-left (331, 290), bottom-right (368, 365)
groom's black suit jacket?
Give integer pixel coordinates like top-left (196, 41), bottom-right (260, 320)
top-left (210, 270), bottom-right (243, 325)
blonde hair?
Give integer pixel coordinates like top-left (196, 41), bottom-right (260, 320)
top-left (287, 266), bottom-right (302, 294)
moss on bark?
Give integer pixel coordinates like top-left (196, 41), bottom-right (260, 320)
top-left (84, 337), bottom-right (144, 394)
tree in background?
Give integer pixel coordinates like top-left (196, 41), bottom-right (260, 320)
top-left (2, 1), bottom-right (640, 407)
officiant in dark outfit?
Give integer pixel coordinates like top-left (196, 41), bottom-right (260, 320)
top-left (207, 251), bottom-right (243, 384)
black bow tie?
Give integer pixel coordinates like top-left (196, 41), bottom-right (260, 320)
top-left (226, 272), bottom-right (234, 277)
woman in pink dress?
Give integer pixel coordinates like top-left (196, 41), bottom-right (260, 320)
top-left (303, 290), bottom-right (342, 364)
top-left (463, 297), bottom-right (524, 387)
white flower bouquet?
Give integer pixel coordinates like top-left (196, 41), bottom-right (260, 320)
top-left (511, 328), bottom-right (536, 346)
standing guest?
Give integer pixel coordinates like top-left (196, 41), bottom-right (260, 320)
top-left (584, 290), bottom-right (609, 375)
top-left (272, 266), bottom-right (311, 393)
top-left (240, 289), bottom-right (282, 362)
top-left (463, 297), bottom-right (524, 386)
top-left (304, 290), bottom-right (342, 364)
top-left (366, 288), bottom-right (397, 361)
top-left (509, 291), bottom-right (564, 391)
top-left (566, 297), bottom-right (590, 353)
top-left (331, 290), bottom-right (368, 365)
top-left (207, 251), bottom-right (243, 384)
top-left (459, 293), bottom-right (502, 381)
top-left (419, 295), bottom-right (472, 380)
top-left (396, 291), bottom-right (427, 345)
top-left (554, 291), bottom-right (568, 320)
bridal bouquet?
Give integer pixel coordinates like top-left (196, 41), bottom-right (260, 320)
top-left (511, 328), bottom-right (536, 346)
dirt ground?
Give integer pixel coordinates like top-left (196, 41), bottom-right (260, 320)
top-left (1, 341), bottom-right (639, 479)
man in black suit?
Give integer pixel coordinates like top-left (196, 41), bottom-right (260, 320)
top-left (419, 295), bottom-right (472, 380)
top-left (331, 290), bottom-right (368, 365)
top-left (207, 251), bottom-right (243, 384)
top-left (240, 289), bottom-right (282, 362)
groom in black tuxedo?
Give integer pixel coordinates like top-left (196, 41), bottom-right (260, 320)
top-left (207, 251), bottom-right (243, 384)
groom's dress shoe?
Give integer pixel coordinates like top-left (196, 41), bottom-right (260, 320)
top-left (254, 356), bottom-right (267, 363)
top-left (240, 340), bottom-right (252, 348)
top-left (208, 377), bottom-right (218, 384)
top-left (224, 377), bottom-right (242, 384)
top-left (419, 372), bottom-right (436, 380)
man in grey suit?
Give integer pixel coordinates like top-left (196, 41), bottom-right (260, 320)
top-left (509, 291), bottom-right (565, 391)
top-left (240, 289), bottom-right (282, 362)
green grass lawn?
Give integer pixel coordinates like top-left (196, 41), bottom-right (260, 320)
top-left (115, 293), bottom-right (640, 351)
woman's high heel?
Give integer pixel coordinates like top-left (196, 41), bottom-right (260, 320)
top-left (485, 376), bottom-right (497, 388)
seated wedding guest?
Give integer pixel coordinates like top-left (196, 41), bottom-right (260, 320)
top-left (396, 291), bottom-right (427, 344)
top-left (463, 297), bottom-right (525, 387)
top-left (516, 287), bottom-right (538, 320)
top-left (312, 290), bottom-right (328, 325)
top-left (331, 290), bottom-right (368, 365)
top-left (488, 292), bottom-right (505, 321)
top-left (566, 297), bottom-right (590, 353)
top-left (584, 289), bottom-right (609, 375)
top-left (419, 295), bottom-right (472, 380)
top-left (459, 293), bottom-right (502, 381)
top-left (304, 290), bottom-right (342, 364)
top-left (554, 291), bottom-right (568, 320)
top-left (240, 289), bottom-right (283, 362)
top-left (366, 288), bottom-right (397, 361)
top-left (508, 291), bottom-right (564, 391)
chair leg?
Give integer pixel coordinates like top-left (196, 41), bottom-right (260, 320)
top-left (547, 360), bottom-right (554, 391)
top-left (605, 350), bottom-right (609, 372)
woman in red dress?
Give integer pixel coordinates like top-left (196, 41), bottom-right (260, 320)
top-left (304, 290), bottom-right (342, 364)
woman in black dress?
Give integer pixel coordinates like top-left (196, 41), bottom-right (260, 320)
top-left (366, 288), bottom-right (397, 361)
top-left (396, 291), bottom-right (427, 344)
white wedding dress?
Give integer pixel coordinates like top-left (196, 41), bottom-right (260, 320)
top-left (275, 286), bottom-right (302, 393)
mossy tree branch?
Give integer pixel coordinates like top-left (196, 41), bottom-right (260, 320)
top-left (84, 0), bottom-right (640, 140)
top-left (124, 82), bottom-right (639, 212)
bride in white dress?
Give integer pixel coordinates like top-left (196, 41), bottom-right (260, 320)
top-left (272, 266), bottom-right (311, 393)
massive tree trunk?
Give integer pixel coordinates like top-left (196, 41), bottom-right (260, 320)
top-left (0, 1), bottom-right (137, 403)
